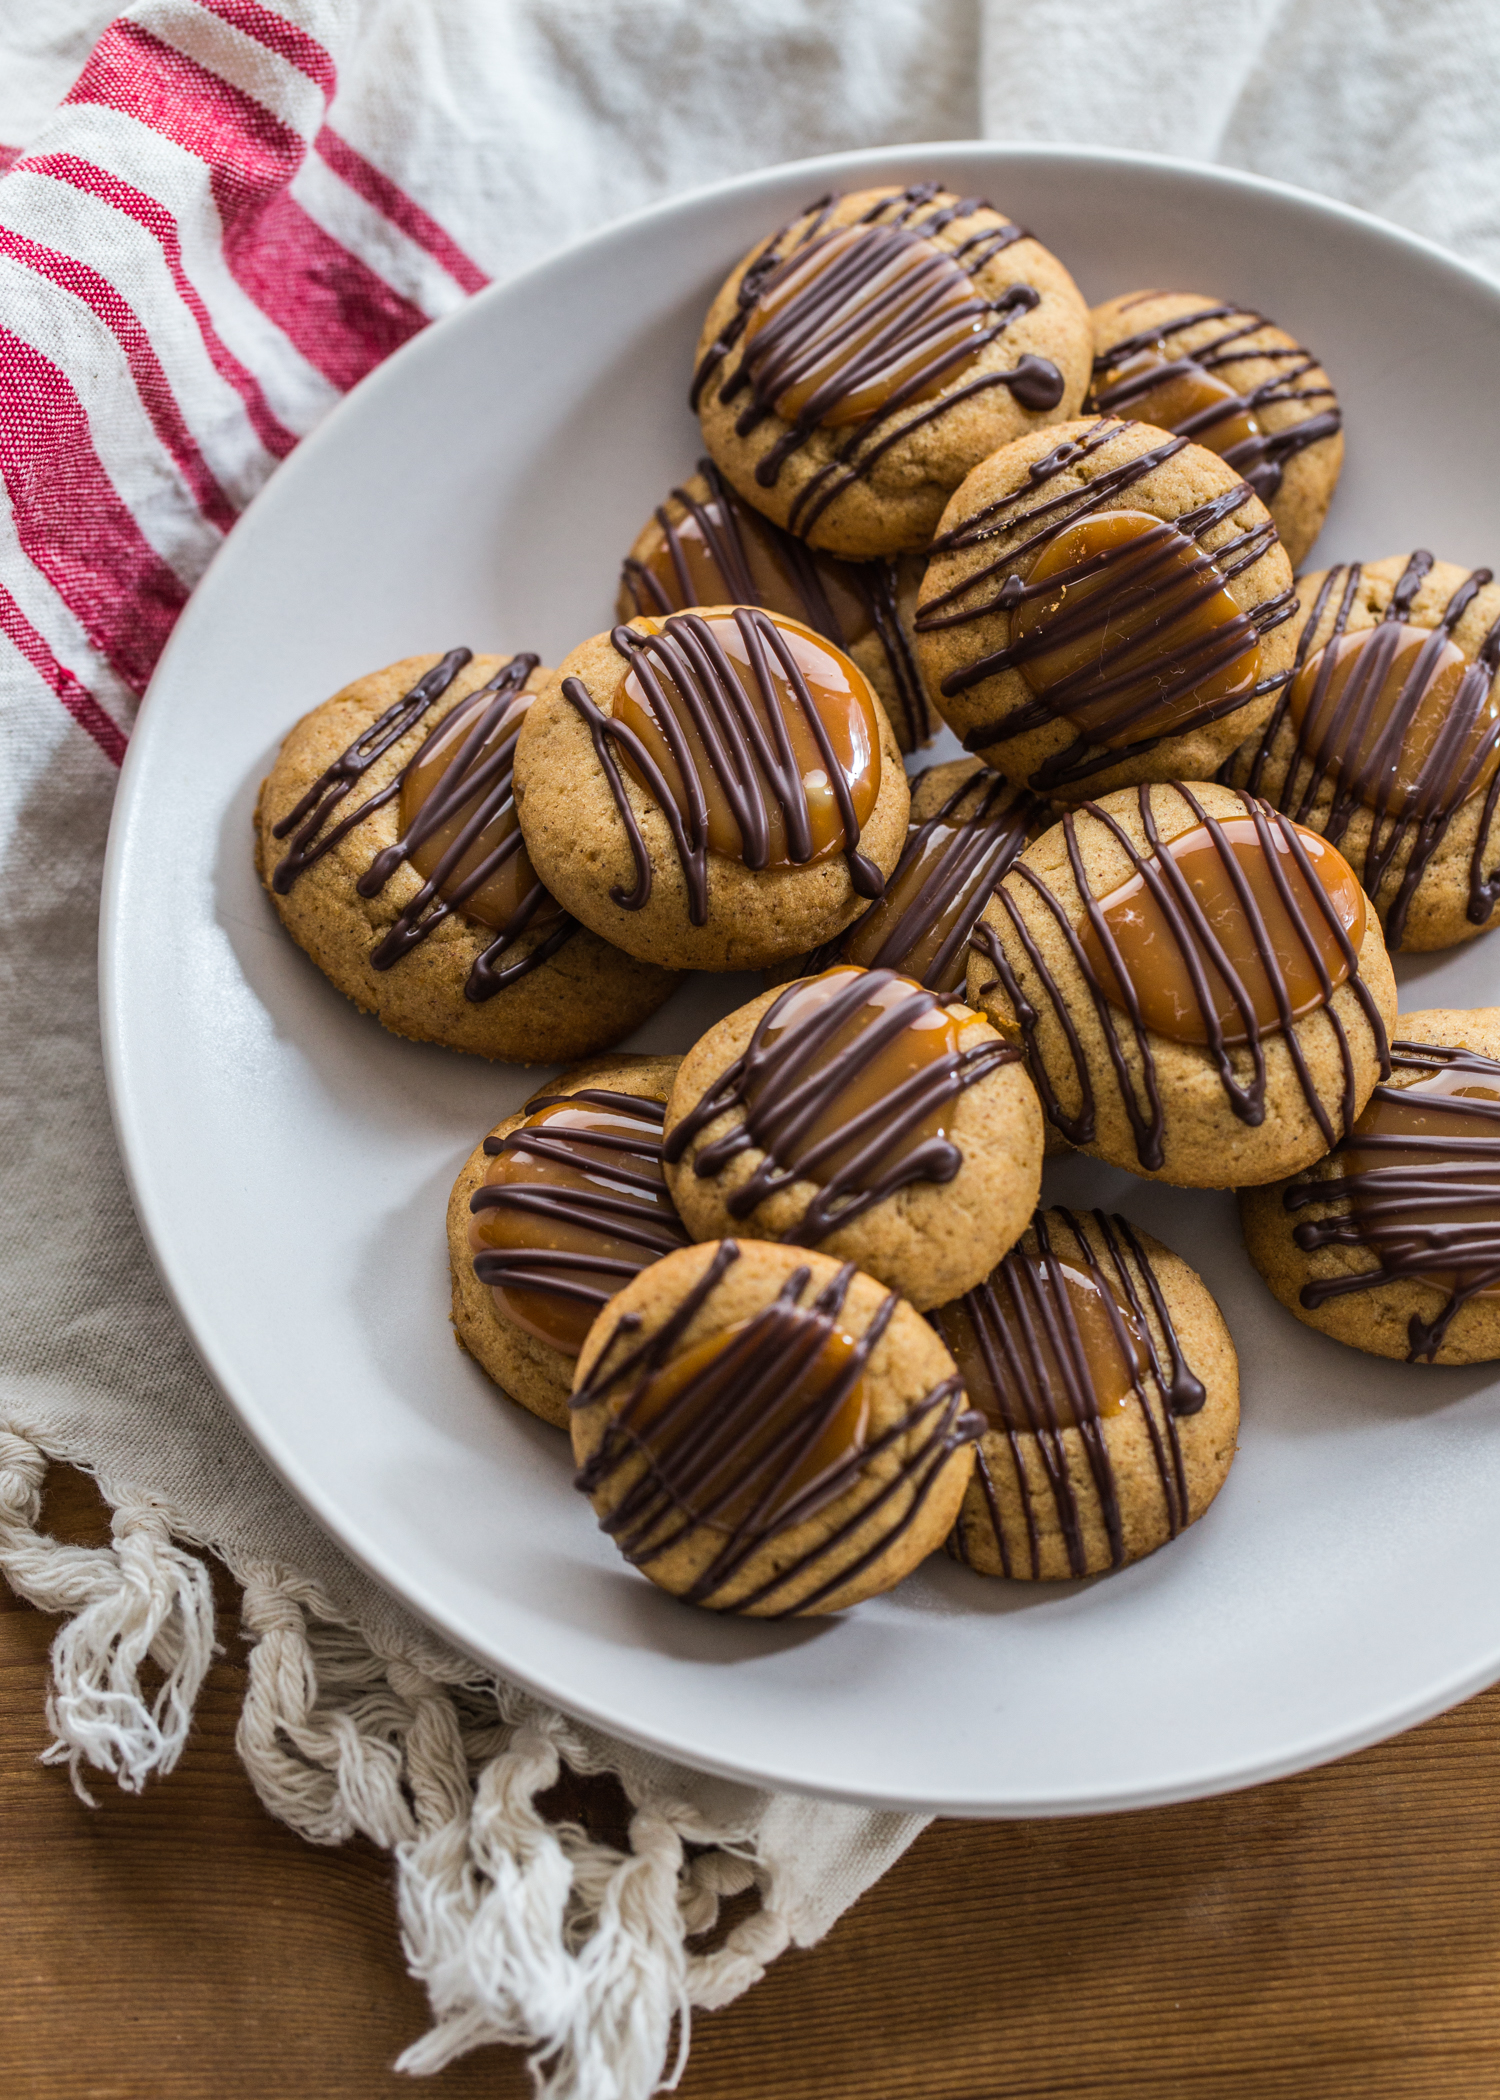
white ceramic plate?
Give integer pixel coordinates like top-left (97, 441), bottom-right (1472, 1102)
top-left (102, 144), bottom-right (1500, 1816)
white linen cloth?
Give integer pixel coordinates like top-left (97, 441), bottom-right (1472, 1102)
top-left (1, 4), bottom-right (1497, 2096)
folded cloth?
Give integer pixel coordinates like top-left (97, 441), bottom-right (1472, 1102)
top-left (1, 4), bottom-right (1496, 2097)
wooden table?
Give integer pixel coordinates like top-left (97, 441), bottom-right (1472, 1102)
top-left (5, 1465), bottom-right (1499, 2100)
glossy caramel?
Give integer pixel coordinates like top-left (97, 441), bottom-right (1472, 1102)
top-left (1288, 621), bottom-right (1500, 820)
top-left (469, 1099), bottom-right (683, 1353)
top-left (614, 611), bottom-right (881, 868)
top-left (627, 486), bottom-right (873, 640)
top-left (620, 1312), bottom-right (869, 1531)
top-left (1094, 349), bottom-right (1261, 460)
top-left (742, 221), bottom-right (988, 428)
top-left (1013, 509), bottom-right (1262, 749)
top-left (936, 1257), bottom-right (1146, 1432)
top-left (400, 686), bottom-right (560, 933)
top-left (1080, 813), bottom-right (1367, 1047)
top-left (1341, 1060), bottom-right (1500, 1300)
top-left (744, 966), bottom-right (972, 1190)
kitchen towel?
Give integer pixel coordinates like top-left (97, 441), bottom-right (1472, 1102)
top-left (2, 4), bottom-right (1498, 2097)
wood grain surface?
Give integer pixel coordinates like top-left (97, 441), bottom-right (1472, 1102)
top-left (4, 1466), bottom-right (1500, 2100)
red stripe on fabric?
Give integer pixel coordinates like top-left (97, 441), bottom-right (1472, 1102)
top-left (67, 20), bottom-right (426, 391)
top-left (215, 178), bottom-right (429, 389)
top-left (66, 18), bottom-right (305, 196)
top-left (0, 224), bottom-right (238, 533)
top-left (194, 0), bottom-right (337, 93)
top-left (0, 326), bottom-right (187, 694)
top-left (0, 146), bottom-right (21, 175)
top-left (0, 579), bottom-right (128, 765)
top-left (22, 152), bottom-right (298, 459)
top-left (315, 127), bottom-right (488, 295)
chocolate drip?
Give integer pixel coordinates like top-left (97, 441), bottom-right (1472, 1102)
top-left (470, 1089), bottom-right (690, 1355)
top-left (269, 652), bottom-right (573, 1001)
top-left (915, 421), bottom-right (1296, 791)
top-left (618, 458), bottom-right (932, 748)
top-left (1286, 1039), bottom-right (1500, 1361)
top-left (572, 1240), bottom-right (981, 1615)
top-left (1240, 557), bottom-right (1500, 943)
top-left (970, 784), bottom-right (1389, 1169)
top-left (940, 1207), bottom-right (1204, 1578)
top-left (812, 767), bottom-right (1044, 994)
top-left (665, 965), bottom-right (1020, 1240)
top-left (692, 184), bottom-right (1062, 540)
top-left (1088, 300), bottom-right (1341, 500)
top-left (561, 607), bottom-right (885, 925)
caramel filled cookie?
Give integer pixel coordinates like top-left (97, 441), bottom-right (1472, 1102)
top-left (447, 1054), bottom-right (687, 1427)
top-left (513, 608), bottom-right (909, 971)
top-left (570, 1238), bottom-right (979, 1615)
top-left (692, 183), bottom-right (1091, 559)
top-left (1089, 291), bottom-right (1342, 567)
top-left (618, 459), bottom-right (934, 752)
top-left (662, 964), bottom-right (1043, 1310)
top-left (966, 781), bottom-right (1397, 1188)
top-left (256, 652), bottom-right (682, 1061)
top-left (1240, 1007), bottom-right (1500, 1364)
top-left (1225, 552), bottom-right (1500, 951)
top-left (915, 418), bottom-right (1298, 801)
top-left (938, 1207), bottom-right (1239, 1580)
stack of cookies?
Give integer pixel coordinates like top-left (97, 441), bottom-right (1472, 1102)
top-left (255, 180), bottom-right (1500, 1618)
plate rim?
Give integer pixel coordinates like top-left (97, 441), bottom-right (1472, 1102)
top-left (100, 137), bottom-right (1500, 1816)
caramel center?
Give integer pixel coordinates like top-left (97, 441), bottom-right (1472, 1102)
top-left (1341, 1062), bottom-right (1500, 1300)
top-left (614, 611), bottom-right (880, 869)
top-left (469, 1098), bottom-right (686, 1354)
top-left (1079, 812), bottom-right (1366, 1047)
top-left (631, 487), bottom-right (872, 642)
top-left (744, 966), bottom-right (970, 1191)
top-left (1288, 621), bottom-right (1500, 821)
top-left (1094, 349), bottom-right (1261, 459)
top-left (619, 1311), bottom-right (869, 1531)
top-left (936, 1256), bottom-right (1146, 1433)
top-left (400, 686), bottom-right (560, 933)
top-left (1012, 509), bottom-right (1262, 749)
top-left (741, 221), bottom-right (989, 428)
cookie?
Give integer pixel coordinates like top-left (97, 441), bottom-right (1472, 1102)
top-left (784, 756), bottom-right (1049, 995)
top-left (569, 1237), bottom-right (980, 1615)
top-left (661, 964), bottom-right (1043, 1310)
top-left (1088, 290), bottom-right (1342, 567)
top-left (966, 781), bottom-right (1398, 1187)
top-left (618, 459), bottom-right (935, 752)
top-left (1225, 552), bottom-right (1500, 951)
top-left (513, 608), bottom-right (910, 971)
top-left (914, 417), bottom-right (1298, 801)
top-left (938, 1207), bottom-right (1239, 1580)
top-left (1239, 1007), bottom-right (1500, 1364)
top-left (447, 1054), bottom-right (688, 1427)
top-left (692, 182), bottom-right (1091, 559)
top-left (256, 651), bottom-right (683, 1061)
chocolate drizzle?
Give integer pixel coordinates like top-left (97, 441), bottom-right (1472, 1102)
top-left (1240, 554), bottom-right (1500, 942)
top-left (470, 1088), bottom-right (690, 1355)
top-left (809, 766), bottom-right (1045, 994)
top-left (915, 421), bottom-right (1297, 790)
top-left (1088, 298), bottom-right (1342, 501)
top-left (664, 966), bottom-right (1021, 1240)
top-left (940, 1207), bottom-right (1205, 1578)
top-left (572, 1240), bottom-right (980, 1615)
top-left (692, 184), bottom-right (1064, 539)
top-left (971, 784), bottom-right (1390, 1170)
top-left (561, 607), bottom-right (885, 924)
top-left (1285, 1038), bottom-right (1500, 1361)
top-left (619, 458), bottom-right (933, 748)
top-left (269, 650), bottom-right (574, 1001)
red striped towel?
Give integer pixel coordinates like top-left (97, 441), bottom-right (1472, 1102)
top-left (1, 0), bottom-right (488, 769)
